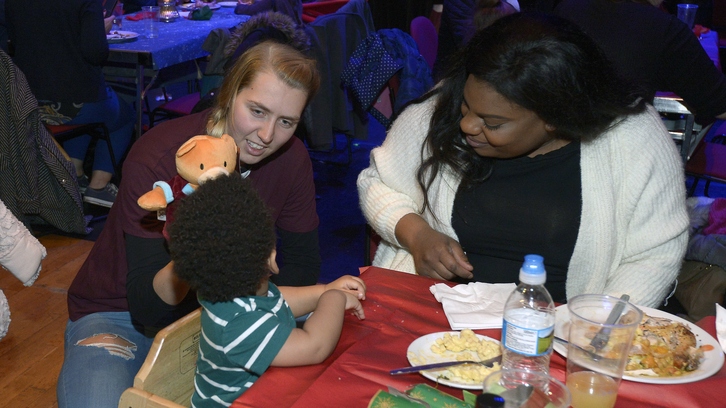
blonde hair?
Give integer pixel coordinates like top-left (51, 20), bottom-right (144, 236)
top-left (206, 41), bottom-right (320, 138)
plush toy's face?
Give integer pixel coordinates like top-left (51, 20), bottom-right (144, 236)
top-left (176, 135), bottom-right (238, 186)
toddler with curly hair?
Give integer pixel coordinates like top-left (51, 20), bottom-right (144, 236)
top-left (168, 174), bottom-right (365, 407)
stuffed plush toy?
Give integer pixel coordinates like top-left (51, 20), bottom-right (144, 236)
top-left (138, 134), bottom-right (238, 239)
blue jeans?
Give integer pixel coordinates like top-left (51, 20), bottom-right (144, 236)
top-left (57, 312), bottom-right (154, 408)
top-left (64, 86), bottom-right (135, 175)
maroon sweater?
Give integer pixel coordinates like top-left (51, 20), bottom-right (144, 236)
top-left (67, 111), bottom-right (319, 323)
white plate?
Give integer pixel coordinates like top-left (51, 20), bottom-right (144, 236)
top-left (218, 1), bottom-right (238, 7)
top-left (181, 2), bottom-right (221, 10)
top-left (554, 305), bottom-right (724, 384)
top-left (106, 31), bottom-right (140, 43)
top-left (406, 331), bottom-right (501, 390)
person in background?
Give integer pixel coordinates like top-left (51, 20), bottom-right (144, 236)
top-left (0, 0), bottom-right (7, 53)
top-left (57, 40), bottom-right (322, 408)
top-left (169, 174), bottom-right (365, 407)
top-left (358, 12), bottom-right (688, 308)
top-left (5, 0), bottom-right (135, 208)
top-left (517, 0), bottom-right (561, 12)
top-left (123, 0), bottom-right (156, 14)
top-left (555, 0), bottom-right (726, 120)
top-left (433, 0), bottom-right (518, 80)
top-left (234, 0), bottom-right (303, 25)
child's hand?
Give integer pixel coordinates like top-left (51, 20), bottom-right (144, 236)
top-left (325, 275), bottom-right (366, 300)
top-left (341, 290), bottom-right (365, 320)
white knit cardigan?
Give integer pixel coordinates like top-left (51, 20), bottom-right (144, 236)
top-left (357, 97), bottom-right (689, 308)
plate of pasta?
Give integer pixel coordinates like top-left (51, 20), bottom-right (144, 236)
top-left (406, 330), bottom-right (502, 389)
top-left (554, 305), bottom-right (723, 384)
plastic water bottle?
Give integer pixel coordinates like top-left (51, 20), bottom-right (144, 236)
top-left (501, 254), bottom-right (555, 375)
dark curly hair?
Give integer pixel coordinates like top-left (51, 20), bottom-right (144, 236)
top-left (168, 175), bottom-right (276, 303)
top-left (417, 12), bottom-right (647, 215)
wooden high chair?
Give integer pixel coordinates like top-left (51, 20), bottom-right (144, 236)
top-left (118, 308), bottom-right (201, 408)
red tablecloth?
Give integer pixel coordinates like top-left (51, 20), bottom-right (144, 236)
top-left (232, 266), bottom-right (725, 408)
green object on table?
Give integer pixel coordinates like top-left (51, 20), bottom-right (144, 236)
top-left (407, 384), bottom-right (471, 407)
top-left (368, 390), bottom-right (424, 407)
top-left (463, 390), bottom-right (477, 406)
top-left (190, 6), bottom-right (213, 20)
top-left (368, 384), bottom-right (472, 408)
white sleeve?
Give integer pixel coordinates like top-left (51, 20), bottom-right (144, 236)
top-left (604, 108), bottom-right (689, 307)
top-left (356, 100), bottom-right (436, 247)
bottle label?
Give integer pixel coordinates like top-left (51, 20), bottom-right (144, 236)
top-left (502, 319), bottom-right (554, 356)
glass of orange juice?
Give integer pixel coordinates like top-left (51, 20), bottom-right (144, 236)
top-left (565, 294), bottom-right (643, 408)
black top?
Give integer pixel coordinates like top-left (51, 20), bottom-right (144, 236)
top-left (5, 0), bottom-right (109, 103)
top-left (451, 142), bottom-right (581, 303)
top-left (555, 0), bottom-right (726, 118)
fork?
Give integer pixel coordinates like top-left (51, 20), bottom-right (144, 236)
top-left (555, 336), bottom-right (618, 363)
top-left (389, 354), bottom-right (502, 375)
top-left (589, 294), bottom-right (630, 351)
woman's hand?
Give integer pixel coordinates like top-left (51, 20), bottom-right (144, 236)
top-left (325, 275), bottom-right (366, 300)
top-left (104, 15), bottom-right (114, 34)
top-left (396, 214), bottom-right (473, 281)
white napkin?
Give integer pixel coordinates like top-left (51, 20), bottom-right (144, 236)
top-left (430, 282), bottom-right (516, 330)
top-left (716, 303), bottom-right (726, 354)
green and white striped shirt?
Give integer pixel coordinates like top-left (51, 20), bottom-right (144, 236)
top-left (191, 282), bottom-right (295, 407)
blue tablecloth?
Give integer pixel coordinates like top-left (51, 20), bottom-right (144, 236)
top-left (108, 8), bottom-right (250, 70)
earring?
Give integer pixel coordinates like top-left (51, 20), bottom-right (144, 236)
top-left (545, 124), bottom-right (556, 132)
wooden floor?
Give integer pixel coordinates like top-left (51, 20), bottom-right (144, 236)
top-left (0, 235), bottom-right (94, 408)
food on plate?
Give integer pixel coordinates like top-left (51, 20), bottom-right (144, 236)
top-left (625, 314), bottom-right (712, 376)
top-left (428, 329), bottom-right (501, 384)
top-left (107, 31), bottom-right (137, 40)
top-left (431, 329), bottom-right (499, 359)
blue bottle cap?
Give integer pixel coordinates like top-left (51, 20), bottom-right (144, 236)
top-left (520, 254), bottom-right (546, 285)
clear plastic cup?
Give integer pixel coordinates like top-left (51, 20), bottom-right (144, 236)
top-left (565, 294), bottom-right (643, 408)
top-left (142, 6), bottom-right (160, 38)
top-left (482, 369), bottom-right (571, 408)
top-left (677, 4), bottom-right (698, 29)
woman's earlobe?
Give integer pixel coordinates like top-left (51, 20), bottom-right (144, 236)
top-left (545, 124), bottom-right (556, 132)
top-left (267, 249), bottom-right (279, 275)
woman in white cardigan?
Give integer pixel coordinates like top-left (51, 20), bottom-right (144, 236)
top-left (357, 12), bottom-right (688, 308)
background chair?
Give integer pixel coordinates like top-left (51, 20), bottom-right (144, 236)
top-left (342, 28), bottom-right (433, 129)
top-left (104, 59), bottom-right (203, 132)
top-left (410, 16), bottom-right (438, 71)
top-left (303, 0), bottom-right (375, 158)
top-left (118, 308), bottom-right (201, 408)
top-left (45, 123), bottom-right (122, 179)
top-left (302, 0), bottom-right (350, 23)
top-left (685, 121), bottom-right (726, 197)
top-left (653, 92), bottom-right (712, 163)
top-left (148, 94), bottom-right (202, 128)
top-left (364, 224), bottom-right (382, 266)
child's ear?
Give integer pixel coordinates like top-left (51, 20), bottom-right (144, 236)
top-left (267, 249), bottom-right (279, 275)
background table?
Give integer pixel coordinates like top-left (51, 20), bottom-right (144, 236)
top-left (106, 8), bottom-right (250, 138)
top-left (233, 266), bottom-right (726, 408)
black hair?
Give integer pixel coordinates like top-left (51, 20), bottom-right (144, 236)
top-left (417, 12), bottom-right (647, 214)
top-left (168, 174), bottom-right (276, 303)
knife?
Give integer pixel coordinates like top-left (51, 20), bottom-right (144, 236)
top-left (389, 355), bottom-right (502, 375)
